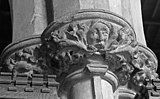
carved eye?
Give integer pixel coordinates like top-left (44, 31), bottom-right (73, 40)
top-left (89, 30), bottom-right (99, 39)
top-left (101, 31), bottom-right (108, 39)
top-left (73, 54), bottom-right (79, 60)
top-left (93, 33), bottom-right (99, 39)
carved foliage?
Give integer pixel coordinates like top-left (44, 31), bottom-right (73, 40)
top-left (6, 44), bottom-right (48, 76)
top-left (42, 19), bottom-right (158, 86)
top-left (131, 45), bottom-right (158, 86)
top-left (45, 20), bottom-right (135, 52)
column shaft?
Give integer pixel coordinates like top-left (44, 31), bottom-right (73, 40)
top-left (11, 0), bottom-right (47, 41)
top-left (69, 76), bottom-right (114, 99)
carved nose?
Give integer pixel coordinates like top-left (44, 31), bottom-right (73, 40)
top-left (96, 38), bottom-right (101, 42)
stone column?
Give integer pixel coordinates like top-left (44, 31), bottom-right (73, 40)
top-left (0, 0), bottom-right (158, 99)
top-left (11, 0), bottom-right (47, 42)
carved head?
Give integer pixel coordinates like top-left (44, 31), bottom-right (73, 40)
top-left (87, 21), bottom-right (112, 51)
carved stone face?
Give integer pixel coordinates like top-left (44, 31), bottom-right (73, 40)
top-left (92, 22), bottom-right (110, 41)
top-left (87, 22), bottom-right (110, 50)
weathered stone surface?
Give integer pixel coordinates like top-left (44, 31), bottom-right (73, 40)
top-left (2, 0), bottom-right (158, 98)
top-left (0, 35), bottom-right (49, 76)
top-left (41, 10), bottom-right (158, 99)
top-left (11, 0), bottom-right (47, 42)
top-left (0, 9), bottom-right (158, 99)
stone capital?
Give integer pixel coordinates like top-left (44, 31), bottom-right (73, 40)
top-left (0, 35), bottom-right (49, 76)
top-left (41, 10), bottom-right (158, 87)
top-left (1, 10), bottom-right (158, 99)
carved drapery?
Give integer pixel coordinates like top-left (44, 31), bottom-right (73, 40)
top-left (0, 10), bottom-right (158, 99)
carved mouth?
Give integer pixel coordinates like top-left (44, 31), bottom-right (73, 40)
top-left (94, 43), bottom-right (105, 50)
